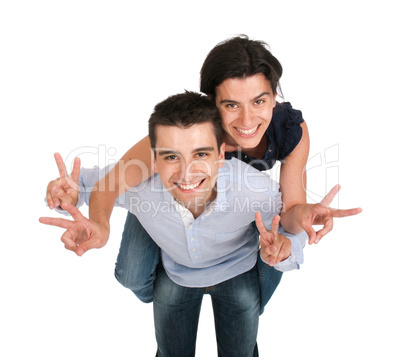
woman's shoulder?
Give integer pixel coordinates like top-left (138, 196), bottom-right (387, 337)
top-left (269, 102), bottom-right (305, 160)
top-left (272, 101), bottom-right (304, 126)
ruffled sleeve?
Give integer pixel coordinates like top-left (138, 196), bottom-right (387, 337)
top-left (270, 102), bottom-right (304, 161)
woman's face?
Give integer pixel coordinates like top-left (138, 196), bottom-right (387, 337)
top-left (215, 73), bottom-right (277, 149)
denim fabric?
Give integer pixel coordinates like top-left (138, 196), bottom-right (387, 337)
top-left (115, 212), bottom-right (283, 310)
top-left (257, 252), bottom-right (283, 315)
top-left (114, 211), bottom-right (160, 303)
top-left (153, 263), bottom-right (259, 357)
top-left (79, 161), bottom-right (306, 288)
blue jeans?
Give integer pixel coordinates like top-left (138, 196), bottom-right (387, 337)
top-left (115, 212), bottom-right (283, 312)
top-left (115, 211), bottom-right (160, 303)
top-left (154, 263), bottom-right (259, 357)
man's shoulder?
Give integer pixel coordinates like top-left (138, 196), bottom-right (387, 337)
top-left (221, 158), bottom-right (279, 192)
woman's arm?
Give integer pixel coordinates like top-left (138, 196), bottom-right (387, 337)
top-left (279, 122), bottom-right (362, 244)
top-left (87, 136), bottom-right (153, 247)
top-left (279, 121), bottom-right (309, 233)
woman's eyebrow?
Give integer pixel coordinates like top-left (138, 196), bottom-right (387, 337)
top-left (219, 91), bottom-right (270, 105)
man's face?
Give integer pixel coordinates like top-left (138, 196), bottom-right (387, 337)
top-left (153, 122), bottom-right (225, 216)
top-left (215, 73), bottom-right (277, 149)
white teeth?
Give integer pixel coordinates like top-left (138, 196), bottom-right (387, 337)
top-left (236, 125), bottom-right (259, 135)
top-left (177, 180), bottom-right (202, 190)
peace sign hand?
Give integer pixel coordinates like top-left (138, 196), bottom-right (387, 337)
top-left (255, 213), bottom-right (291, 266)
top-left (296, 185), bottom-right (362, 245)
top-left (39, 202), bottom-right (110, 256)
top-left (46, 153), bottom-right (81, 209)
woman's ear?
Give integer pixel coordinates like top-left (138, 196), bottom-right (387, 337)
top-left (218, 142), bottom-right (225, 168)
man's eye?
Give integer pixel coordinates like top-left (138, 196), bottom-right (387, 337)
top-left (196, 153), bottom-right (208, 158)
top-left (226, 103), bottom-right (238, 109)
top-left (165, 155), bottom-right (178, 161)
top-left (254, 99), bottom-right (264, 105)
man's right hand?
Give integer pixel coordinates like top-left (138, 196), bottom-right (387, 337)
top-left (46, 153), bottom-right (81, 209)
top-left (39, 202), bottom-right (110, 256)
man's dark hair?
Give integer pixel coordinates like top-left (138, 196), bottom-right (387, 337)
top-left (200, 35), bottom-right (283, 102)
top-left (148, 91), bottom-right (223, 149)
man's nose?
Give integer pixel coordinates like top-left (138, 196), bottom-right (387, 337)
top-left (179, 159), bottom-right (210, 182)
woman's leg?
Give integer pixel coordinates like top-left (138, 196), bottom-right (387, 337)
top-left (114, 211), bottom-right (160, 303)
top-left (258, 251), bottom-right (283, 314)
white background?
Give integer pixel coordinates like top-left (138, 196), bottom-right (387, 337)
top-left (1, 0), bottom-right (401, 356)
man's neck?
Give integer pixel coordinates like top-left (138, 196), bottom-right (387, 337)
top-left (175, 191), bottom-right (218, 219)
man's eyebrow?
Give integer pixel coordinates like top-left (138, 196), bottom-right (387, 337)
top-left (156, 147), bottom-right (215, 156)
top-left (219, 91), bottom-right (271, 104)
top-left (193, 147), bottom-right (215, 153)
top-left (156, 149), bottom-right (180, 157)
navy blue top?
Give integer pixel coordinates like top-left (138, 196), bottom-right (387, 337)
top-left (225, 102), bottom-right (304, 171)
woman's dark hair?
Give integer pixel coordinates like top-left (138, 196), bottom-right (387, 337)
top-left (148, 91), bottom-right (223, 149)
top-left (200, 35), bottom-right (283, 101)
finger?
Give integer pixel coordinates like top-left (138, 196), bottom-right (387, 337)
top-left (260, 243), bottom-right (278, 265)
top-left (304, 225), bottom-right (317, 245)
top-left (330, 207), bottom-right (363, 218)
top-left (255, 212), bottom-right (268, 234)
top-left (52, 197), bottom-right (61, 208)
top-left (61, 230), bottom-right (79, 252)
top-left (269, 241), bottom-right (284, 266)
top-left (51, 185), bottom-right (69, 201)
top-left (270, 215), bottom-right (280, 235)
top-left (277, 242), bottom-right (292, 264)
top-left (314, 216), bottom-right (334, 244)
top-left (261, 243), bottom-right (278, 257)
top-left (54, 152), bottom-right (68, 178)
top-left (39, 216), bottom-right (73, 229)
top-left (75, 238), bottom-right (101, 256)
top-left (320, 184), bottom-right (341, 207)
top-left (70, 157), bottom-right (81, 184)
top-left (46, 190), bottom-right (54, 210)
top-left (60, 202), bottom-right (85, 222)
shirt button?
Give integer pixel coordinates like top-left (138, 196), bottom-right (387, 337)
top-left (194, 256), bottom-right (198, 259)
top-left (192, 248), bottom-right (196, 252)
top-left (190, 238), bottom-right (194, 242)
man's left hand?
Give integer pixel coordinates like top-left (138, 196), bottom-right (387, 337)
top-left (255, 213), bottom-right (291, 266)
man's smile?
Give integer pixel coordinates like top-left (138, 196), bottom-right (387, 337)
top-left (175, 179), bottom-right (205, 191)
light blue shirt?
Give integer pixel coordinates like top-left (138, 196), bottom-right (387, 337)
top-left (77, 158), bottom-right (307, 288)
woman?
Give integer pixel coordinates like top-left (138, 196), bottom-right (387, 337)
top-left (47, 35), bottom-right (360, 308)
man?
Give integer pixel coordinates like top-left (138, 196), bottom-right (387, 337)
top-left (41, 91), bottom-right (307, 356)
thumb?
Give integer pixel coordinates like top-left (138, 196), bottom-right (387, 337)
top-left (75, 240), bottom-right (95, 256)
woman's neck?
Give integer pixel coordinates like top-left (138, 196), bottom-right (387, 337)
top-left (223, 132), bottom-right (268, 159)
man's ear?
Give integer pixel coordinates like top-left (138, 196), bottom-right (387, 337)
top-left (218, 142), bottom-right (225, 168)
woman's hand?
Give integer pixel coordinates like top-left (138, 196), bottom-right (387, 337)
top-left (293, 185), bottom-right (362, 245)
